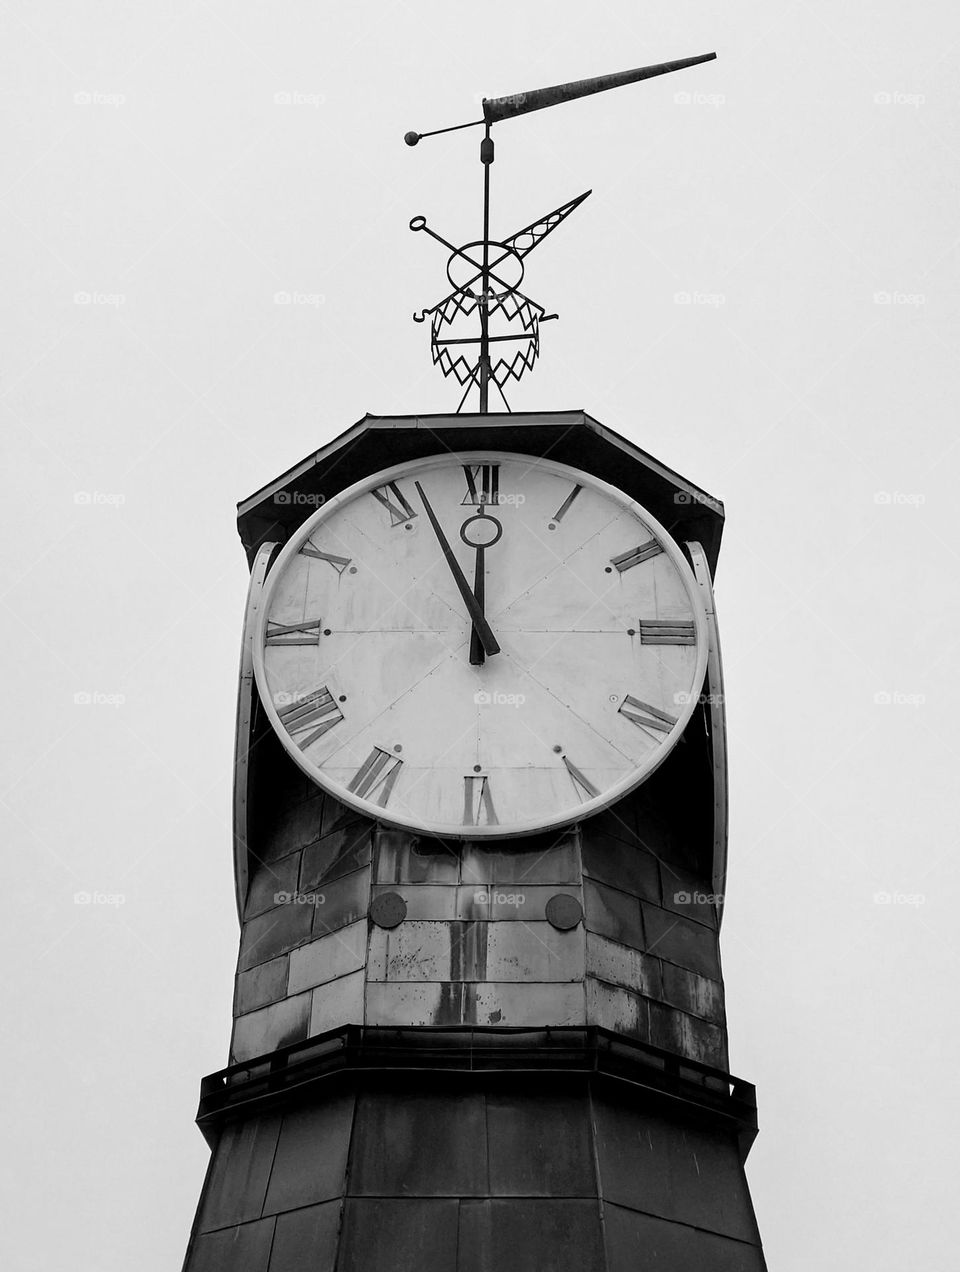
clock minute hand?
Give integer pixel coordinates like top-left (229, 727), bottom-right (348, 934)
top-left (414, 481), bottom-right (500, 660)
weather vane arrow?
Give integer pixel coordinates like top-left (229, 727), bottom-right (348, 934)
top-left (405, 52), bottom-right (717, 413)
top-left (480, 53), bottom-right (717, 124)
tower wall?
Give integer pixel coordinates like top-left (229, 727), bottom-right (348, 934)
top-left (229, 734), bottom-right (725, 1073)
top-left (185, 1050), bottom-right (763, 1272)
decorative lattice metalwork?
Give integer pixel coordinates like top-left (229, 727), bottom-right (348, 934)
top-left (410, 192), bottom-right (590, 411)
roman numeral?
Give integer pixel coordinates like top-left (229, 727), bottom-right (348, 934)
top-left (462, 463), bottom-right (500, 506)
top-left (639, 620), bottom-right (696, 646)
top-left (551, 484), bottom-right (582, 523)
top-left (347, 747), bottom-right (403, 806)
top-left (372, 481), bottom-right (417, 527)
top-left (277, 686), bottom-right (343, 749)
top-left (610, 539), bottom-right (662, 572)
top-left (266, 619), bottom-right (322, 647)
top-left (562, 755), bottom-right (599, 801)
top-left (463, 775), bottom-right (498, 826)
top-left (300, 542), bottom-right (352, 575)
top-left (618, 695), bottom-right (677, 736)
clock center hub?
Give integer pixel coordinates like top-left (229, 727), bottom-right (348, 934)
top-left (459, 511), bottom-right (503, 548)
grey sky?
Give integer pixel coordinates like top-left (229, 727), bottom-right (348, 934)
top-left (2, 2), bottom-right (957, 1269)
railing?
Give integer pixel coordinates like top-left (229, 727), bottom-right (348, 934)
top-left (196, 1025), bottom-right (759, 1157)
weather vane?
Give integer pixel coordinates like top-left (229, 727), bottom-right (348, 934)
top-left (405, 52), bottom-right (717, 413)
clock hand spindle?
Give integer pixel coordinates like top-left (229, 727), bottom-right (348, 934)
top-left (414, 481), bottom-right (500, 660)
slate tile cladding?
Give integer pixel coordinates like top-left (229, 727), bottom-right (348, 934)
top-left (364, 981), bottom-right (587, 1029)
top-left (231, 789), bottom-right (374, 1061)
top-left (233, 792), bottom-right (727, 1070)
top-left (580, 822), bottom-right (726, 1066)
top-left (184, 1083), bottom-right (764, 1272)
top-left (236, 797), bottom-right (374, 978)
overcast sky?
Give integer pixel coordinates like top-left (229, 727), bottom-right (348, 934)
top-left (2, 2), bottom-right (958, 1269)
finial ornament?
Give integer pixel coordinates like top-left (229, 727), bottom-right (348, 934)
top-left (405, 53), bottom-right (716, 413)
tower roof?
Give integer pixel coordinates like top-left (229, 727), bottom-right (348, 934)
top-left (237, 409), bottom-right (724, 574)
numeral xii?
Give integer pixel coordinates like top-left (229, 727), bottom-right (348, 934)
top-left (462, 464), bottom-right (500, 506)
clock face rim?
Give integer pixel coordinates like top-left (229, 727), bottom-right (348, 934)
top-left (252, 450), bottom-right (709, 839)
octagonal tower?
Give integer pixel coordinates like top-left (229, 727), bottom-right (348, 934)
top-left (180, 411), bottom-right (766, 1272)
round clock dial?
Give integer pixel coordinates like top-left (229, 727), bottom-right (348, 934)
top-left (253, 453), bottom-right (708, 838)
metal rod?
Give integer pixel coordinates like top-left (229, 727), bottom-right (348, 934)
top-left (479, 122), bottom-right (492, 413)
top-left (405, 117), bottom-right (485, 146)
top-left (435, 333), bottom-right (535, 347)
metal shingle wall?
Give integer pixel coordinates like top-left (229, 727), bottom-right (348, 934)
top-left (185, 1081), bottom-right (765, 1271)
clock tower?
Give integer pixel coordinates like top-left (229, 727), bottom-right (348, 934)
top-left (181, 54), bottom-right (767, 1272)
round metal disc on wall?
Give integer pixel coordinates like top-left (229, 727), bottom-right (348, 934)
top-left (369, 891), bottom-right (407, 929)
top-left (545, 893), bottom-right (583, 931)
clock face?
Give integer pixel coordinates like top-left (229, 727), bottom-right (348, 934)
top-left (253, 453), bottom-right (708, 838)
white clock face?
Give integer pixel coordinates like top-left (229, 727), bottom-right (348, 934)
top-left (253, 453), bottom-right (708, 838)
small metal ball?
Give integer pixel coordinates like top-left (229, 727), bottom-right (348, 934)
top-left (553, 745), bottom-right (562, 753)
top-left (404, 131), bottom-right (421, 147)
top-left (473, 764), bottom-right (482, 773)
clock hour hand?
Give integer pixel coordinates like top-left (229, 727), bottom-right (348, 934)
top-left (469, 540), bottom-right (487, 666)
top-left (461, 507), bottom-right (504, 666)
top-left (414, 481), bottom-right (500, 661)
